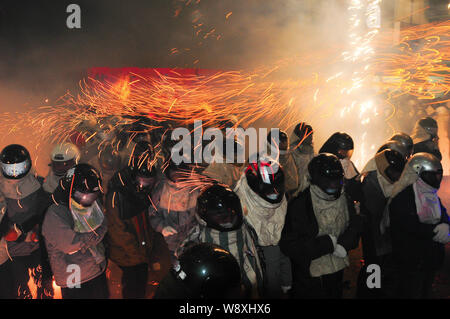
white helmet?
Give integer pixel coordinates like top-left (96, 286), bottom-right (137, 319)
top-left (50, 143), bottom-right (80, 176)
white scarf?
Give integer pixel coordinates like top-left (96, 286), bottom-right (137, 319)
top-left (340, 158), bottom-right (358, 179)
top-left (234, 176), bottom-right (287, 246)
top-left (309, 185), bottom-right (350, 277)
top-left (413, 178), bottom-right (441, 224)
top-left (0, 170), bottom-right (41, 200)
top-left (42, 170), bottom-right (62, 193)
top-left (361, 157), bottom-right (395, 198)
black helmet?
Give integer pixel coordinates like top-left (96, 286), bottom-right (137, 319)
top-left (408, 152), bottom-right (443, 189)
top-left (293, 122), bottom-right (313, 145)
top-left (377, 140), bottom-right (408, 160)
top-left (99, 146), bottom-right (122, 173)
top-left (129, 141), bottom-right (156, 192)
top-left (63, 163), bottom-right (102, 207)
top-left (0, 144), bottom-right (32, 179)
top-left (267, 129), bottom-right (288, 153)
top-left (308, 153), bottom-right (344, 199)
top-left (417, 117), bottom-right (438, 138)
top-left (319, 132), bottom-right (354, 159)
top-left (174, 243), bottom-right (241, 299)
top-left (375, 149), bottom-right (406, 183)
top-left (197, 184), bottom-right (243, 232)
top-left (389, 133), bottom-right (413, 157)
top-left (245, 157), bottom-right (285, 204)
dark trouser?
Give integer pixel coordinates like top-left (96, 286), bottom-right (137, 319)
top-left (119, 263), bottom-right (148, 299)
top-left (0, 260), bottom-right (15, 299)
top-left (10, 249), bottom-right (53, 299)
top-left (396, 268), bottom-right (436, 299)
top-left (356, 254), bottom-right (397, 299)
top-left (261, 246), bottom-right (292, 299)
top-left (293, 270), bottom-right (344, 299)
top-left (61, 272), bottom-right (109, 299)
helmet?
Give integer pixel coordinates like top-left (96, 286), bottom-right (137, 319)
top-left (0, 144), bottom-right (32, 179)
top-left (267, 129), bottom-right (288, 153)
top-left (319, 132), bottom-right (354, 159)
top-left (129, 141), bottom-right (157, 192)
top-left (293, 122), bottom-right (313, 145)
top-left (245, 157), bottom-right (285, 204)
top-left (197, 184), bottom-right (243, 232)
top-left (408, 152), bottom-right (443, 189)
top-left (62, 163), bottom-right (102, 207)
top-left (99, 146), bottom-right (121, 173)
top-left (50, 143), bottom-right (80, 176)
top-left (377, 140), bottom-right (409, 160)
top-left (417, 117), bottom-right (438, 138)
top-left (308, 153), bottom-right (344, 199)
top-left (389, 133), bottom-right (413, 157)
top-left (375, 149), bottom-right (406, 183)
top-left (174, 243), bottom-right (241, 299)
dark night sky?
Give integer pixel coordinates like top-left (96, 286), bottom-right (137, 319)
top-left (0, 0), bottom-right (351, 97)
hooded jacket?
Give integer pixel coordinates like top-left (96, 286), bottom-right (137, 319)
top-left (359, 156), bottom-right (397, 259)
top-left (279, 187), bottom-right (361, 297)
top-left (289, 131), bottom-right (315, 197)
top-left (176, 220), bottom-right (265, 299)
top-left (0, 171), bottom-right (50, 257)
top-left (41, 182), bottom-right (107, 288)
top-left (234, 175), bottom-right (288, 247)
top-left (149, 176), bottom-right (200, 252)
top-left (105, 167), bottom-right (157, 267)
top-left (389, 183), bottom-right (448, 271)
top-left (411, 121), bottom-right (442, 160)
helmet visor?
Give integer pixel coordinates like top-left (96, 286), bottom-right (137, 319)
top-left (73, 190), bottom-right (99, 207)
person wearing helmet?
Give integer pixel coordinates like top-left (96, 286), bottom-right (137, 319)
top-left (149, 138), bottom-right (202, 266)
top-left (265, 129), bottom-right (299, 201)
top-left (95, 145), bottom-right (122, 194)
top-left (234, 156), bottom-right (292, 298)
top-left (0, 192), bottom-right (15, 298)
top-left (43, 142), bottom-right (80, 194)
top-left (176, 184), bottom-right (265, 299)
top-left (154, 242), bottom-right (242, 299)
top-left (319, 132), bottom-right (362, 202)
top-left (0, 144), bottom-right (53, 299)
top-left (42, 163), bottom-right (109, 299)
top-left (377, 140), bottom-right (410, 161)
top-left (279, 153), bottom-right (362, 298)
top-left (389, 132), bottom-right (414, 159)
top-left (385, 153), bottom-right (449, 298)
top-left (411, 117), bottom-right (442, 160)
top-left (202, 120), bottom-right (246, 190)
top-left (105, 141), bottom-right (171, 298)
top-left (289, 122), bottom-right (315, 198)
top-left (356, 149), bottom-right (406, 298)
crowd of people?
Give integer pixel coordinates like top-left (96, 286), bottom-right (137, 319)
top-left (0, 113), bottom-right (447, 300)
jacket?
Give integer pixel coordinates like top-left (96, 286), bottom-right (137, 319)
top-left (279, 187), bottom-right (362, 296)
top-left (389, 185), bottom-right (448, 271)
top-left (105, 167), bottom-right (157, 267)
top-left (42, 184), bottom-right (107, 288)
top-left (149, 176), bottom-right (200, 252)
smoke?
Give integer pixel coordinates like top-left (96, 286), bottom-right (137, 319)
top-left (1, 1), bottom-right (443, 175)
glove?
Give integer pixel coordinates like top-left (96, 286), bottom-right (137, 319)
top-left (328, 234), bottom-right (337, 250)
top-left (25, 231), bottom-right (39, 243)
top-left (333, 244), bottom-right (347, 258)
top-left (162, 226), bottom-right (178, 237)
top-left (5, 225), bottom-right (22, 241)
top-left (433, 223), bottom-right (450, 244)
